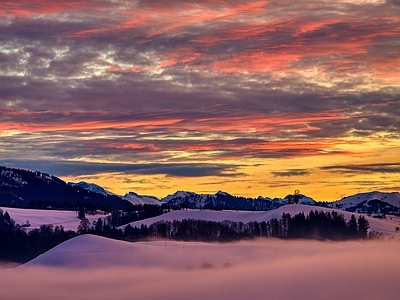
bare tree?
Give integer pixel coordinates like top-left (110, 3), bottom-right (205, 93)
top-left (77, 218), bottom-right (91, 234)
top-left (294, 189), bottom-right (300, 204)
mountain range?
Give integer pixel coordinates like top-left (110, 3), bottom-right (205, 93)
top-left (1, 165), bottom-right (399, 214)
top-left (0, 166), bottom-right (131, 210)
top-left (332, 191), bottom-right (400, 214)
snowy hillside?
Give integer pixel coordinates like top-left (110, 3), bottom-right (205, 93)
top-left (125, 204), bottom-right (400, 237)
top-left (0, 207), bottom-right (109, 232)
top-left (23, 234), bottom-right (219, 268)
top-left (331, 191), bottom-right (400, 213)
top-left (3, 203), bottom-right (400, 238)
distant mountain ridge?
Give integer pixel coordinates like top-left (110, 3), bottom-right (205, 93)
top-left (1, 165), bottom-right (399, 214)
top-left (68, 181), bottom-right (116, 197)
top-left (159, 190), bottom-right (317, 211)
top-left (122, 192), bottom-right (161, 206)
top-left (329, 191), bottom-right (400, 214)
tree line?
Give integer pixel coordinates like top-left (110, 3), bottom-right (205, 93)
top-left (0, 204), bottom-right (164, 263)
top-left (85, 209), bottom-right (374, 242)
top-left (119, 210), bottom-right (372, 242)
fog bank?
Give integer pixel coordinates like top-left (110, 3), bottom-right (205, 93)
top-left (1, 238), bottom-right (400, 300)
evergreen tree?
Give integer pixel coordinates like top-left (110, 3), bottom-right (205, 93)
top-left (77, 218), bottom-right (91, 234)
top-left (357, 215), bottom-right (370, 239)
top-left (95, 218), bottom-right (103, 232)
top-left (347, 215), bottom-right (358, 238)
top-left (78, 207), bottom-right (85, 219)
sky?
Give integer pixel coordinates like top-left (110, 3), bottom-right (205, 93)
top-left (0, 0), bottom-right (399, 201)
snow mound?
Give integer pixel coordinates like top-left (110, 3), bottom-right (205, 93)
top-left (23, 234), bottom-right (230, 269)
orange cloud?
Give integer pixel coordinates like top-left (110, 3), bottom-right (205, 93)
top-left (107, 65), bottom-right (141, 73)
top-left (0, 0), bottom-right (112, 16)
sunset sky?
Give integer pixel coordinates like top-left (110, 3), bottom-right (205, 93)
top-left (1, 0), bottom-right (399, 201)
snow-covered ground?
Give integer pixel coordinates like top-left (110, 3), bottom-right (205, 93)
top-left (3, 204), bottom-right (399, 237)
top-left (2, 234), bottom-right (399, 300)
top-left (0, 207), bottom-right (109, 232)
top-left (125, 204), bottom-right (400, 238)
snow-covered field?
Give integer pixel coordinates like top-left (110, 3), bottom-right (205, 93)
top-left (125, 204), bottom-right (400, 238)
top-left (0, 207), bottom-right (109, 232)
top-left (1, 234), bottom-right (399, 300)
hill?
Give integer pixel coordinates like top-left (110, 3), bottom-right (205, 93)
top-left (0, 206), bottom-right (109, 232)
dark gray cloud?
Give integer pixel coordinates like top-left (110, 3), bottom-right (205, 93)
top-left (320, 163), bottom-right (400, 175)
top-left (0, 1), bottom-right (399, 113)
top-left (386, 0), bottom-right (400, 7)
top-left (0, 159), bottom-right (240, 177)
top-left (271, 169), bottom-right (310, 177)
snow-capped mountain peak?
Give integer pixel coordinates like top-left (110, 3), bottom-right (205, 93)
top-left (122, 192), bottom-right (160, 206)
top-left (215, 190), bottom-right (232, 197)
top-left (280, 194), bottom-right (316, 205)
top-left (68, 181), bottom-right (115, 197)
top-left (161, 191), bottom-right (201, 203)
top-left (0, 168), bottom-right (28, 187)
top-left (331, 191), bottom-right (400, 213)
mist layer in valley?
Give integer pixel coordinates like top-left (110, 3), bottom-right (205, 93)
top-left (1, 235), bottom-right (399, 300)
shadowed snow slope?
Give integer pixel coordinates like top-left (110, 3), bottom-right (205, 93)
top-left (23, 234), bottom-right (264, 269)
top-left (125, 204), bottom-right (400, 237)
